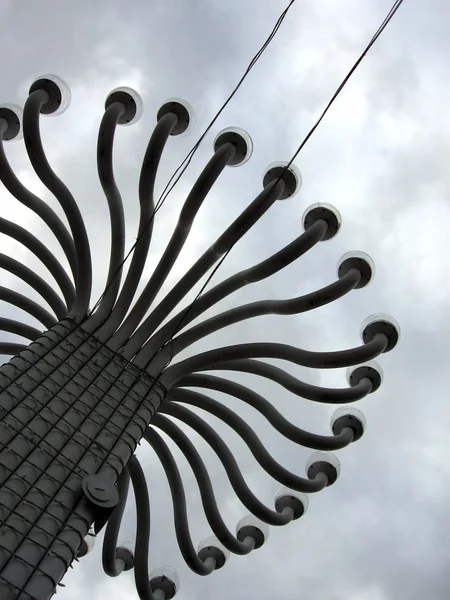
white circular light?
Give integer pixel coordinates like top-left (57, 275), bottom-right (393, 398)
top-left (306, 451), bottom-right (341, 485)
top-left (263, 161), bottom-right (302, 199)
top-left (213, 126), bottom-right (253, 167)
top-left (150, 565), bottom-right (180, 595)
top-left (330, 407), bottom-right (367, 441)
top-left (337, 250), bottom-right (375, 288)
top-left (0, 103), bottom-right (23, 141)
top-left (302, 202), bottom-right (342, 240)
top-left (236, 515), bottom-right (269, 543)
top-left (106, 86), bottom-right (143, 126)
top-left (30, 74), bottom-right (71, 116)
top-left (360, 313), bottom-right (401, 352)
top-left (157, 97), bottom-right (196, 137)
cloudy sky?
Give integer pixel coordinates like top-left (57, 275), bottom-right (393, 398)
top-left (1, 0), bottom-right (449, 599)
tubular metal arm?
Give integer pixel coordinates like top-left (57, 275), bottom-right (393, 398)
top-left (23, 89), bottom-right (92, 322)
top-left (151, 414), bottom-right (255, 555)
top-left (175, 373), bottom-right (362, 449)
top-left (157, 334), bottom-right (388, 386)
top-left (0, 129), bottom-right (78, 281)
top-left (125, 179), bottom-right (287, 363)
top-left (137, 219), bottom-right (328, 360)
top-left (168, 389), bottom-right (346, 492)
top-left (159, 402), bottom-right (327, 523)
top-left (0, 253), bottom-right (67, 320)
top-left (0, 216), bottom-right (75, 310)
top-left (108, 142), bottom-right (237, 350)
top-left (151, 268), bottom-right (362, 365)
top-left (82, 102), bottom-right (126, 332)
top-left (93, 113), bottom-right (179, 340)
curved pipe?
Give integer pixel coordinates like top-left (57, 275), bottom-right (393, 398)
top-left (160, 269), bottom-right (361, 361)
top-left (144, 428), bottom-right (216, 576)
top-left (168, 389), bottom-right (343, 492)
top-left (151, 414), bottom-right (254, 555)
top-left (83, 102), bottom-right (126, 332)
top-left (127, 454), bottom-right (156, 600)
top-left (0, 217), bottom-right (75, 309)
top-left (178, 363), bottom-right (372, 405)
top-left (137, 219), bottom-right (328, 359)
top-left (95, 113), bottom-right (179, 342)
top-left (0, 317), bottom-right (42, 341)
top-left (128, 179), bottom-right (287, 364)
top-left (102, 467), bottom-right (131, 577)
top-left (159, 402), bottom-right (322, 523)
top-left (23, 89), bottom-right (92, 322)
top-left (0, 342), bottom-right (26, 356)
top-left (0, 285), bottom-right (57, 329)
top-left (0, 253), bottom-right (67, 320)
top-left (108, 142), bottom-right (237, 350)
top-left (158, 334), bottom-right (388, 386)
top-left (0, 134), bottom-right (77, 280)
top-left (176, 374), bottom-right (361, 449)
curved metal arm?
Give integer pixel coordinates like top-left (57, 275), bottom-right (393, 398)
top-left (127, 454), bottom-right (157, 600)
top-left (136, 219), bottom-right (328, 360)
top-left (158, 269), bottom-right (362, 361)
top-left (176, 374), bottom-right (359, 450)
top-left (102, 467), bottom-right (131, 577)
top-left (0, 342), bottom-right (26, 356)
top-left (108, 142), bottom-right (237, 350)
top-left (126, 179), bottom-right (286, 363)
top-left (151, 414), bottom-right (254, 555)
top-left (0, 285), bottom-right (57, 329)
top-left (83, 102), bottom-right (126, 332)
top-left (95, 113), bottom-right (179, 341)
top-left (178, 362), bottom-right (372, 404)
top-left (0, 136), bottom-right (77, 281)
top-left (0, 317), bottom-right (42, 341)
top-left (23, 89), bottom-right (92, 322)
top-left (168, 389), bottom-right (339, 492)
top-left (159, 402), bottom-right (317, 524)
top-left (0, 217), bottom-right (75, 310)
top-left (144, 428), bottom-right (216, 576)
top-left (0, 253), bottom-right (67, 320)
top-left (159, 334), bottom-right (388, 386)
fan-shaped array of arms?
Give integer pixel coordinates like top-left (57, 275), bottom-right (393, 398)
top-left (0, 75), bottom-right (399, 599)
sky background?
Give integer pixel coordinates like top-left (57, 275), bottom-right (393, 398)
top-left (0, 0), bottom-right (449, 599)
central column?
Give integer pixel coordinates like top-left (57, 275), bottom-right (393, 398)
top-left (0, 319), bottom-right (165, 600)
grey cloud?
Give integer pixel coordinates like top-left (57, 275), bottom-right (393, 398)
top-left (1, 1), bottom-right (449, 599)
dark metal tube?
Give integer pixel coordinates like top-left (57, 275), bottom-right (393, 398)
top-left (144, 428), bottom-right (216, 576)
top-left (168, 389), bottom-right (339, 491)
top-left (23, 90), bottom-right (92, 322)
top-left (159, 334), bottom-right (388, 385)
top-left (0, 253), bottom-right (67, 320)
top-left (128, 179), bottom-right (287, 364)
top-left (83, 102), bottom-right (126, 332)
top-left (102, 467), bottom-right (131, 577)
top-left (151, 414), bottom-right (254, 555)
top-left (0, 136), bottom-right (77, 281)
top-left (159, 402), bottom-right (309, 523)
top-left (109, 142), bottom-right (237, 350)
top-left (0, 285), bottom-right (57, 329)
top-left (175, 374), bottom-right (358, 449)
top-left (136, 220), bottom-right (328, 360)
top-left (96, 113), bottom-right (179, 341)
top-left (166, 269), bottom-right (361, 357)
top-left (0, 216), bottom-right (75, 309)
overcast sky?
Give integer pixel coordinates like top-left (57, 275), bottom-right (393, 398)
top-left (1, 0), bottom-right (449, 599)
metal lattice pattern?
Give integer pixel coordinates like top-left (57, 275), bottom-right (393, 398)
top-left (0, 76), bottom-right (399, 599)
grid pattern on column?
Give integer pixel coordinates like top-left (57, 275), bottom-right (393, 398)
top-left (0, 319), bottom-right (165, 600)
